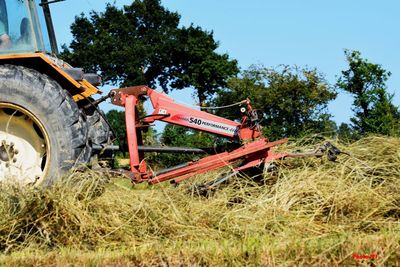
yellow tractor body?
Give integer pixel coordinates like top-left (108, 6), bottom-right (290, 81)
top-left (0, 0), bottom-right (109, 185)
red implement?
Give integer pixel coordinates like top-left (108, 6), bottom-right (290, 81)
top-left (110, 86), bottom-right (317, 184)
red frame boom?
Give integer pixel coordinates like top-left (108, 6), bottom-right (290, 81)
top-left (110, 86), bottom-right (288, 184)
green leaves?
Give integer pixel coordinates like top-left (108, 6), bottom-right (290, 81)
top-left (61, 0), bottom-right (237, 105)
top-left (213, 65), bottom-right (337, 140)
top-left (153, 125), bottom-right (215, 168)
top-left (336, 50), bottom-right (399, 136)
top-left (105, 110), bottom-right (127, 153)
top-left (168, 26), bottom-right (238, 105)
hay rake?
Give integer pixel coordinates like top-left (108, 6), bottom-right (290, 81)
top-left (106, 85), bottom-right (341, 185)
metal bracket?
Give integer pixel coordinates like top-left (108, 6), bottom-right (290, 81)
top-left (39, 0), bottom-right (66, 6)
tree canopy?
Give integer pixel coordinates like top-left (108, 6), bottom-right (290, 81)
top-left (212, 65), bottom-right (337, 140)
top-left (62, 0), bottom-right (400, 143)
top-left (61, 0), bottom-right (238, 105)
top-left (152, 125), bottom-right (215, 168)
top-left (336, 50), bottom-right (400, 136)
top-left (105, 110), bottom-right (128, 153)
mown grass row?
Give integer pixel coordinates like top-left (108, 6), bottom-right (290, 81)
top-left (0, 136), bottom-right (399, 266)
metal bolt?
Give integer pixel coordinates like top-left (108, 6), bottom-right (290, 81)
top-left (14, 149), bottom-right (19, 155)
top-left (12, 158), bottom-right (17, 163)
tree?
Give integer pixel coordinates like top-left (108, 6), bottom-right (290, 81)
top-left (151, 125), bottom-right (215, 168)
top-left (105, 108), bottom-right (157, 154)
top-left (213, 65), bottom-right (337, 140)
top-left (61, 0), bottom-right (238, 105)
top-left (168, 26), bottom-right (239, 105)
top-left (336, 50), bottom-right (400, 135)
top-left (337, 122), bottom-right (358, 141)
top-left (105, 110), bottom-right (128, 153)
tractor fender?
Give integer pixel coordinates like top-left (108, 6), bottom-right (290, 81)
top-left (0, 52), bottom-right (99, 101)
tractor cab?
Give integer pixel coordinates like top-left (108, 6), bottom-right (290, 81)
top-left (0, 0), bottom-right (50, 54)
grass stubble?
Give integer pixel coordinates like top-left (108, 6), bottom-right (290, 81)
top-left (0, 136), bottom-right (399, 266)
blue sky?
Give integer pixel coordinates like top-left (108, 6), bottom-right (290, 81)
top-left (50, 0), bottom-right (400, 126)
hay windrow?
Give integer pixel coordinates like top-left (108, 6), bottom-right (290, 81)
top-left (0, 136), bottom-right (399, 266)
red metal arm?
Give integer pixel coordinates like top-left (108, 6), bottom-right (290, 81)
top-left (149, 138), bottom-right (288, 184)
top-left (110, 85), bottom-right (286, 184)
top-left (111, 86), bottom-right (261, 141)
top-left (125, 95), bottom-right (140, 172)
top-left (145, 89), bottom-right (240, 138)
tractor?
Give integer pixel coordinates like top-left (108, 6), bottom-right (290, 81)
top-left (0, 0), bottom-right (111, 185)
top-left (0, 0), bottom-right (341, 187)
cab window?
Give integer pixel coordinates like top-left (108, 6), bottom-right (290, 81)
top-left (0, 0), bottom-right (45, 54)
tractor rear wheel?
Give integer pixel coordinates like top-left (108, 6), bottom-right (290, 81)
top-left (0, 64), bottom-right (90, 186)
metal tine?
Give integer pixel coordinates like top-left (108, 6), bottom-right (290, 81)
top-left (204, 170), bottom-right (239, 190)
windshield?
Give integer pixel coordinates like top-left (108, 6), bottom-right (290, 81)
top-left (0, 0), bottom-right (46, 54)
top-left (35, 1), bottom-right (51, 52)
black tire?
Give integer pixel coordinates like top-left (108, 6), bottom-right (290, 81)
top-left (79, 98), bottom-right (113, 148)
top-left (78, 98), bottom-right (114, 169)
top-left (0, 64), bottom-right (90, 186)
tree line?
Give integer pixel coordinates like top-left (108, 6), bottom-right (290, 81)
top-left (61, 0), bottom-right (399, 163)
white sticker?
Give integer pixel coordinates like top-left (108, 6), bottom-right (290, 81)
top-left (178, 115), bottom-right (238, 136)
top-left (159, 108), bottom-right (168, 115)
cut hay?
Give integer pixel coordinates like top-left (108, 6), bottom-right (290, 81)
top-left (0, 136), bottom-right (399, 266)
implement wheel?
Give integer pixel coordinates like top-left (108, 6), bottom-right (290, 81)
top-left (0, 65), bottom-right (90, 185)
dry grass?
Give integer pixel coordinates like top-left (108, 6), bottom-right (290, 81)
top-left (0, 136), bottom-right (399, 266)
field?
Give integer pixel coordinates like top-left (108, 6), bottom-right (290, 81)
top-left (0, 136), bottom-right (399, 266)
